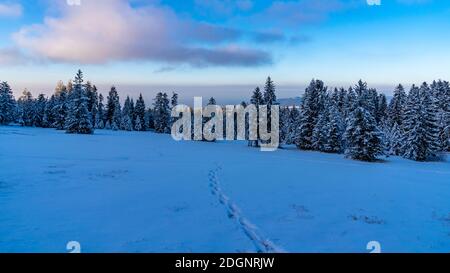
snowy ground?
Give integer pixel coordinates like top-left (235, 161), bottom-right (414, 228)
top-left (0, 126), bottom-right (449, 253)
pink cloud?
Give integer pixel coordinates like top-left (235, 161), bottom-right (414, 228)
top-left (12, 0), bottom-right (271, 66)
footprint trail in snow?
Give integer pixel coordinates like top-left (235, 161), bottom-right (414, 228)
top-left (208, 166), bottom-right (286, 253)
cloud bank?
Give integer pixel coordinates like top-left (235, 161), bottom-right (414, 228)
top-left (12, 0), bottom-right (271, 67)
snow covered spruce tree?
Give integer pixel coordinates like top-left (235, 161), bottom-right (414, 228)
top-left (96, 94), bottom-right (105, 129)
top-left (279, 107), bottom-right (291, 146)
top-left (145, 108), bottom-right (155, 130)
top-left (0, 81), bottom-right (16, 125)
top-left (52, 82), bottom-right (68, 130)
top-left (153, 92), bottom-right (171, 133)
top-left (295, 79), bottom-right (327, 150)
top-left (134, 93), bottom-right (146, 131)
top-left (382, 120), bottom-right (402, 156)
top-left (343, 86), bottom-right (357, 119)
top-left (85, 82), bottom-right (98, 128)
top-left (431, 80), bottom-right (450, 152)
top-left (353, 80), bottom-right (377, 118)
top-left (344, 107), bottom-right (383, 161)
top-left (402, 83), bottom-right (441, 161)
top-left (121, 96), bottom-right (134, 131)
top-left (106, 86), bottom-right (120, 126)
top-left (111, 100), bottom-right (122, 131)
top-left (65, 70), bottom-right (94, 134)
top-left (331, 87), bottom-right (347, 116)
top-left (444, 85), bottom-right (450, 151)
top-left (311, 99), bottom-right (330, 151)
top-left (324, 103), bottom-right (344, 153)
top-left (17, 89), bottom-right (34, 126)
top-left (285, 106), bottom-right (301, 145)
top-left (388, 84), bottom-right (407, 127)
top-left (43, 95), bottom-right (57, 128)
top-left (263, 76), bottom-right (277, 133)
top-left (376, 93), bottom-right (388, 124)
top-left (248, 86), bottom-right (264, 147)
top-left (33, 94), bottom-right (47, 127)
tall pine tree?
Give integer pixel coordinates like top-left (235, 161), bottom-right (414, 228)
top-left (295, 79), bottom-right (327, 150)
top-left (134, 93), bottom-right (146, 131)
top-left (65, 70), bottom-right (94, 134)
top-left (402, 83), bottom-right (440, 161)
top-left (153, 92), bottom-right (171, 133)
top-left (249, 86), bottom-right (264, 147)
top-left (106, 86), bottom-right (120, 125)
top-left (0, 81), bottom-right (16, 125)
top-left (344, 107), bottom-right (383, 162)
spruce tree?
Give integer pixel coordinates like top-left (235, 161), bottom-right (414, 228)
top-left (145, 108), bottom-right (155, 130)
top-left (263, 77), bottom-right (276, 105)
top-left (324, 104), bottom-right (343, 153)
top-left (295, 79), bottom-right (327, 150)
top-left (65, 70), bottom-right (94, 134)
top-left (96, 94), bottom-right (105, 129)
top-left (112, 100), bottom-right (122, 131)
top-left (249, 86), bottom-right (264, 147)
top-left (344, 107), bottom-right (383, 161)
top-left (354, 80), bottom-right (376, 116)
top-left (279, 107), bottom-right (291, 146)
top-left (85, 83), bottom-right (98, 128)
top-left (354, 80), bottom-right (367, 97)
top-left (402, 83), bottom-right (440, 161)
top-left (130, 98), bottom-right (135, 129)
top-left (336, 87), bottom-right (347, 115)
top-left (431, 80), bottom-right (450, 151)
top-left (376, 94), bottom-right (388, 124)
top-left (311, 100), bottom-right (330, 152)
top-left (17, 89), bottom-right (34, 126)
top-left (135, 93), bottom-right (146, 131)
top-left (153, 92), bottom-right (171, 133)
top-left (443, 81), bottom-right (450, 151)
top-left (53, 87), bottom-right (68, 130)
top-left (262, 77), bottom-right (277, 136)
top-left (343, 86), bottom-right (357, 119)
top-left (251, 86), bottom-right (264, 106)
top-left (33, 94), bottom-right (47, 127)
top-left (388, 84), bottom-right (407, 127)
top-left (106, 86), bottom-right (120, 125)
top-left (0, 81), bottom-right (16, 125)
top-left (285, 106), bottom-right (300, 145)
top-left (208, 97), bottom-right (216, 106)
top-left (43, 95), bottom-right (57, 128)
top-left (383, 121), bottom-right (402, 156)
top-left (121, 96), bottom-right (134, 131)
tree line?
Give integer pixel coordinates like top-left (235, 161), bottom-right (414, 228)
top-left (0, 70), bottom-right (177, 135)
top-left (274, 79), bottom-right (449, 162)
top-left (0, 70), bottom-right (449, 162)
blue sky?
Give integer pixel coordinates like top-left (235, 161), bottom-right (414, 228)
top-left (0, 0), bottom-right (450, 102)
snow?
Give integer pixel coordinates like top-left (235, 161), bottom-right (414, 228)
top-left (0, 125), bottom-right (449, 253)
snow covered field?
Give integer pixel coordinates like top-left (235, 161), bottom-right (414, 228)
top-left (0, 125), bottom-right (449, 253)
